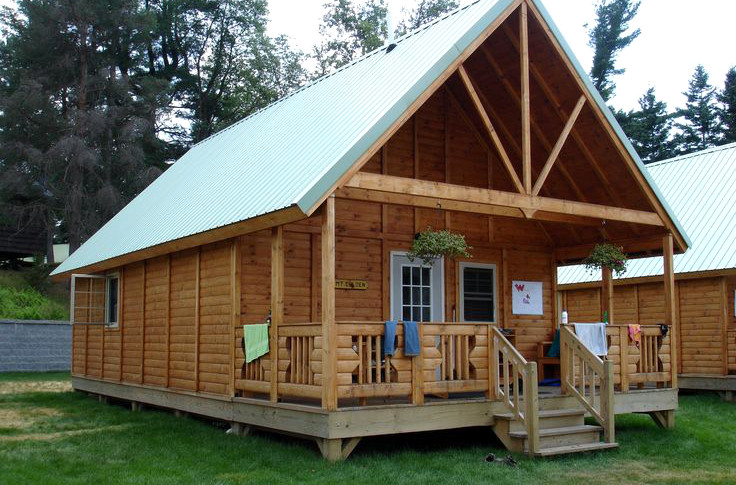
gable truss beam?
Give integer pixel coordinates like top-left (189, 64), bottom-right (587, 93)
top-left (343, 172), bottom-right (664, 227)
top-left (520, 1), bottom-right (531, 194)
top-left (457, 65), bottom-right (524, 194)
top-left (532, 95), bottom-right (586, 196)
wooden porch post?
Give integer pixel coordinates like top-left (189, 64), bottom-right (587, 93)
top-left (270, 226), bottom-right (284, 403)
top-left (322, 196), bottom-right (338, 410)
top-left (663, 233), bottom-right (678, 388)
top-left (601, 266), bottom-right (614, 324)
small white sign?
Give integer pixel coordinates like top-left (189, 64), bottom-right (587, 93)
top-left (512, 280), bottom-right (543, 315)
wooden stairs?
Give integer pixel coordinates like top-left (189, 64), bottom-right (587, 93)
top-left (492, 407), bottom-right (619, 457)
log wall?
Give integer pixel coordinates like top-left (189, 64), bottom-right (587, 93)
top-left (561, 275), bottom-right (734, 377)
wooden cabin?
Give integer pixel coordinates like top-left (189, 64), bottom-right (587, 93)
top-left (559, 143), bottom-right (736, 399)
top-left (52, 0), bottom-right (691, 460)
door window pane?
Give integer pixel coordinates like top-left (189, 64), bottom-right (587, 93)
top-left (400, 263), bottom-right (432, 322)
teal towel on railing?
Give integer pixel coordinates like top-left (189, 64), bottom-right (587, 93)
top-left (244, 324), bottom-right (269, 363)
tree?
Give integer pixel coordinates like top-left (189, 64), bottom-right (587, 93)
top-left (397, 0), bottom-right (458, 35)
top-left (587, 0), bottom-right (640, 102)
top-left (312, 0), bottom-right (387, 77)
top-left (0, 0), bottom-right (169, 255)
top-left (621, 88), bottom-right (675, 163)
top-left (674, 65), bottom-right (720, 154)
top-left (144, 0), bottom-right (307, 144)
top-left (718, 66), bottom-right (736, 144)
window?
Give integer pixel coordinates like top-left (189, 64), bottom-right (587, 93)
top-left (105, 274), bottom-right (119, 326)
top-left (459, 262), bottom-right (496, 322)
top-left (401, 265), bottom-right (432, 322)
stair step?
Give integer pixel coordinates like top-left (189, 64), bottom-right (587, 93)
top-left (533, 442), bottom-right (619, 457)
top-left (508, 425), bottom-right (602, 439)
top-left (494, 408), bottom-right (584, 421)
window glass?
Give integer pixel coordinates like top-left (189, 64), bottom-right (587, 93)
top-left (107, 276), bottom-right (119, 324)
top-left (401, 263), bottom-right (432, 322)
top-left (462, 266), bottom-right (494, 322)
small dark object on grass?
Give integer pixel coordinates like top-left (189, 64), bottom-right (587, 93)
top-left (484, 453), bottom-right (518, 467)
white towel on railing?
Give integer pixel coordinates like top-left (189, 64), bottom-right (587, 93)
top-left (573, 323), bottom-right (608, 356)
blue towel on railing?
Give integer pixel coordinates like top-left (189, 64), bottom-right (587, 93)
top-left (403, 321), bottom-right (420, 357)
top-left (383, 321), bottom-right (398, 356)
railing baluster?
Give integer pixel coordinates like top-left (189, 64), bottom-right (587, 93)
top-left (367, 336), bottom-right (372, 384)
top-left (440, 335), bottom-right (446, 381)
top-left (503, 349), bottom-right (510, 406)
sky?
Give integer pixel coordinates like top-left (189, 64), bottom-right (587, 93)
top-left (267, 0), bottom-right (736, 113)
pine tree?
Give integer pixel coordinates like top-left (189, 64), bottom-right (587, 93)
top-left (674, 65), bottom-right (720, 154)
top-left (587, 0), bottom-right (640, 102)
top-left (718, 66), bottom-right (736, 144)
top-left (624, 88), bottom-right (675, 163)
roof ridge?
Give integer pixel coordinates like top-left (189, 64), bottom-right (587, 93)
top-left (189, 0), bottom-right (484, 150)
top-left (647, 141), bottom-right (736, 168)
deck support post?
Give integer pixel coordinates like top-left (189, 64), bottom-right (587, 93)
top-left (601, 266), bottom-right (614, 324)
top-left (663, 233), bottom-right (678, 388)
top-left (229, 422), bottom-right (251, 436)
top-left (322, 196), bottom-right (338, 411)
top-left (270, 226), bottom-right (284, 403)
top-left (315, 437), bottom-right (361, 461)
top-left (648, 410), bottom-right (675, 429)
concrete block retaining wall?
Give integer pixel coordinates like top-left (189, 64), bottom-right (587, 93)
top-left (0, 319), bottom-right (71, 372)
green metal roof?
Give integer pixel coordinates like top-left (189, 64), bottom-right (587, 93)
top-left (559, 143), bottom-right (736, 285)
top-left (52, 0), bottom-right (688, 276)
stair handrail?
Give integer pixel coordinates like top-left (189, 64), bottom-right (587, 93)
top-left (560, 325), bottom-right (615, 443)
top-left (491, 327), bottom-right (540, 454)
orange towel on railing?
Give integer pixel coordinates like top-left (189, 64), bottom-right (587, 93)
top-left (628, 324), bottom-right (641, 347)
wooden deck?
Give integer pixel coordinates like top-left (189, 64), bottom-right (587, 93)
top-left (73, 322), bottom-right (677, 459)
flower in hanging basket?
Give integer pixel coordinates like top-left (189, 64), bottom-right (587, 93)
top-left (407, 228), bottom-right (472, 265)
top-left (583, 243), bottom-right (628, 276)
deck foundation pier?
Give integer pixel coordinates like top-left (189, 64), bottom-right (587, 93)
top-left (131, 401), bottom-right (144, 412)
top-left (315, 437), bottom-right (362, 461)
top-left (648, 410), bottom-right (675, 429)
top-left (229, 422), bottom-right (252, 436)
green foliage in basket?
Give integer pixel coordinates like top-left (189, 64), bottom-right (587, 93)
top-left (583, 243), bottom-right (628, 276)
top-left (407, 228), bottom-right (472, 265)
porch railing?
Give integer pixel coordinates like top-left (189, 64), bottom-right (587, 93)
top-left (490, 327), bottom-right (540, 454)
top-left (560, 325), bottom-right (615, 443)
top-left (604, 325), bottom-right (673, 392)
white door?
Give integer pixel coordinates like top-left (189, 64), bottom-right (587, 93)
top-left (390, 253), bottom-right (444, 322)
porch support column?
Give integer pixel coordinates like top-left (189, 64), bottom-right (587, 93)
top-left (270, 226), bottom-right (284, 403)
top-left (601, 266), bottom-right (614, 324)
top-left (321, 195), bottom-right (338, 410)
top-left (663, 233), bottom-right (678, 388)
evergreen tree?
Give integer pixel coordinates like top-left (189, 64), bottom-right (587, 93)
top-left (674, 65), bottom-right (720, 154)
top-left (587, 0), bottom-right (640, 102)
top-left (397, 0), bottom-right (458, 35)
top-left (718, 66), bottom-right (736, 144)
top-left (312, 0), bottom-right (387, 76)
top-left (623, 88), bottom-right (675, 163)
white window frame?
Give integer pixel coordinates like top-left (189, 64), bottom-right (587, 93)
top-left (458, 262), bottom-right (497, 323)
top-left (70, 273), bottom-right (119, 327)
top-left (389, 251), bottom-right (445, 322)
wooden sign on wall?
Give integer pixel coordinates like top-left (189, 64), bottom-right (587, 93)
top-left (335, 279), bottom-right (368, 290)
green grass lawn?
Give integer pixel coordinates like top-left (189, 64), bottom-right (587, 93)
top-left (1, 373), bottom-right (735, 485)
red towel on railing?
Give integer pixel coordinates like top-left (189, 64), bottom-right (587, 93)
top-left (628, 324), bottom-right (641, 347)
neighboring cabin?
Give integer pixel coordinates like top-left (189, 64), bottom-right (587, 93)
top-left (559, 143), bottom-right (736, 395)
top-left (52, 0), bottom-right (691, 459)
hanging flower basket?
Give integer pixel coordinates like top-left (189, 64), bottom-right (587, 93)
top-left (407, 228), bottom-right (472, 266)
top-left (583, 243), bottom-right (628, 276)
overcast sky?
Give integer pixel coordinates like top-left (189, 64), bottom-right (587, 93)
top-left (267, 0), bottom-right (736, 113)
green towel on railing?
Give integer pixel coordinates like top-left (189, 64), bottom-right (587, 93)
top-left (244, 324), bottom-right (269, 363)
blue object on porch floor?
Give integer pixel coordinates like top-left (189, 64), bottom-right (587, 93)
top-left (547, 329), bottom-right (560, 358)
top-left (539, 378), bottom-right (561, 387)
top-left (403, 321), bottom-right (420, 356)
top-left (383, 321), bottom-right (398, 356)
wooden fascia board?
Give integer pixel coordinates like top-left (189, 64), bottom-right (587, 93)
top-left (557, 268), bottom-right (736, 291)
top-left (301, 0), bottom-right (523, 217)
top-left (344, 172), bottom-right (663, 227)
top-left (525, 0), bottom-right (689, 253)
top-left (51, 205), bottom-right (305, 280)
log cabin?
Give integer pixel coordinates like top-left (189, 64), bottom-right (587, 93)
top-left (51, 0), bottom-right (692, 459)
top-left (559, 143), bottom-right (736, 400)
